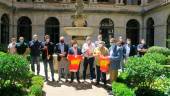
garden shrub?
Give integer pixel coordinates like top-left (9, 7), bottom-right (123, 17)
top-left (31, 76), bottom-right (44, 88)
top-left (112, 82), bottom-right (135, 96)
top-left (135, 87), bottom-right (167, 96)
top-left (125, 57), bottom-right (165, 88)
top-left (29, 85), bottom-right (42, 96)
top-left (144, 52), bottom-right (167, 65)
top-left (147, 46), bottom-right (170, 56)
top-left (0, 52), bottom-right (30, 95)
top-left (152, 77), bottom-right (170, 94)
top-left (166, 55), bottom-right (170, 65)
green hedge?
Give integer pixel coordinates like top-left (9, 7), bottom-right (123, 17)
top-left (144, 52), bottom-right (167, 65)
top-left (0, 52), bottom-right (30, 96)
top-left (29, 85), bottom-right (42, 96)
top-left (147, 46), bottom-right (170, 56)
top-left (29, 76), bottom-right (44, 96)
top-left (0, 52), bottom-right (30, 87)
top-left (112, 82), bottom-right (135, 96)
top-left (126, 57), bottom-right (165, 88)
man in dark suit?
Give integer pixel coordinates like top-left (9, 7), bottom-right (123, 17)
top-left (29, 34), bottom-right (43, 75)
top-left (55, 36), bottom-right (69, 82)
top-left (124, 38), bottom-right (137, 58)
top-left (42, 35), bottom-right (55, 82)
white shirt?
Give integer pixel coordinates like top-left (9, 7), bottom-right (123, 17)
top-left (8, 43), bottom-right (16, 54)
top-left (82, 42), bottom-right (95, 58)
top-left (125, 44), bottom-right (130, 57)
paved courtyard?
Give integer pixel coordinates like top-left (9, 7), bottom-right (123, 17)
top-left (37, 63), bottom-right (113, 96)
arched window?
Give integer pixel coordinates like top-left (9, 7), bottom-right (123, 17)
top-left (17, 16), bottom-right (32, 43)
top-left (146, 18), bottom-right (154, 47)
top-left (45, 17), bottom-right (60, 44)
top-left (1, 14), bottom-right (9, 45)
top-left (126, 19), bottom-right (140, 45)
top-left (99, 18), bottom-right (114, 48)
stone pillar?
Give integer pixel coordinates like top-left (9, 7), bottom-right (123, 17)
top-left (120, 0), bottom-right (124, 4)
top-left (116, 0), bottom-right (124, 5)
top-left (141, 0), bottom-right (148, 6)
top-left (89, 0), bottom-right (97, 4)
top-left (115, 0), bottom-right (119, 4)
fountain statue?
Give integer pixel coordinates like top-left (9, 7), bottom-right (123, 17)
top-left (63, 0), bottom-right (94, 76)
top-left (64, 0), bottom-right (93, 38)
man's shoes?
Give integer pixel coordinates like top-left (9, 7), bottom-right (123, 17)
top-left (65, 79), bottom-right (69, 83)
top-left (52, 78), bottom-right (55, 82)
top-left (91, 80), bottom-right (94, 84)
top-left (95, 82), bottom-right (100, 86)
top-left (69, 80), bottom-right (73, 83)
top-left (44, 79), bottom-right (49, 82)
top-left (77, 80), bottom-right (81, 83)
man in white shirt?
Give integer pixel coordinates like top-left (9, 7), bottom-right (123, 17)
top-left (82, 36), bottom-right (96, 83)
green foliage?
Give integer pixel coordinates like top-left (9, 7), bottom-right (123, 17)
top-left (147, 46), bottom-right (170, 56)
top-left (0, 83), bottom-right (27, 96)
top-left (165, 88), bottom-right (170, 96)
top-left (112, 82), bottom-right (135, 96)
top-left (29, 85), bottom-right (42, 96)
top-left (29, 76), bottom-right (44, 96)
top-left (126, 57), bottom-right (165, 88)
top-left (117, 72), bottom-right (131, 86)
top-left (166, 56), bottom-right (170, 65)
top-left (144, 52), bottom-right (167, 65)
top-left (0, 52), bottom-right (30, 96)
top-left (0, 52), bottom-right (30, 87)
top-left (135, 87), bottom-right (167, 96)
top-left (31, 76), bottom-right (44, 88)
top-left (152, 77), bottom-right (170, 94)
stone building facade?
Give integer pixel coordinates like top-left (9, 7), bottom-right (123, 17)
top-left (0, 0), bottom-right (170, 48)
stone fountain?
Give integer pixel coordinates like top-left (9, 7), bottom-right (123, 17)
top-left (64, 0), bottom-right (94, 45)
top-left (64, 0), bottom-right (94, 76)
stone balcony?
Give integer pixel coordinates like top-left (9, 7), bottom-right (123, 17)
top-left (0, 0), bottom-right (170, 14)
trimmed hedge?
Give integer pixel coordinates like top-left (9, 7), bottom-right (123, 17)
top-left (144, 52), bottom-right (167, 65)
top-left (112, 82), bottom-right (135, 96)
top-left (29, 76), bottom-right (44, 96)
top-left (29, 85), bottom-right (42, 96)
top-left (147, 46), bottom-right (170, 56)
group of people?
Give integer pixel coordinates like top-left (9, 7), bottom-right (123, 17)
top-left (7, 34), bottom-right (148, 87)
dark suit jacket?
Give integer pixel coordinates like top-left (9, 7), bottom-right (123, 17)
top-left (42, 42), bottom-right (54, 60)
top-left (129, 45), bottom-right (137, 56)
top-left (55, 43), bottom-right (69, 61)
top-left (68, 47), bottom-right (82, 55)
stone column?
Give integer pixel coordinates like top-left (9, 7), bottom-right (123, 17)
top-left (141, 0), bottom-right (148, 6)
top-left (120, 0), bottom-right (124, 4)
top-left (115, 0), bottom-right (119, 4)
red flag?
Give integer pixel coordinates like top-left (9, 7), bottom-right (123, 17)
top-left (99, 55), bottom-right (110, 73)
top-left (67, 55), bottom-right (83, 72)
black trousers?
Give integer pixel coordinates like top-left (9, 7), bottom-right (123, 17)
top-left (83, 57), bottom-right (95, 80)
top-left (31, 56), bottom-right (40, 75)
top-left (96, 65), bottom-right (106, 85)
top-left (70, 71), bottom-right (80, 82)
top-left (43, 59), bottom-right (55, 80)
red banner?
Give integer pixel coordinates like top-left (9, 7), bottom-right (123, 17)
top-left (67, 55), bottom-right (83, 72)
top-left (99, 55), bottom-right (110, 73)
